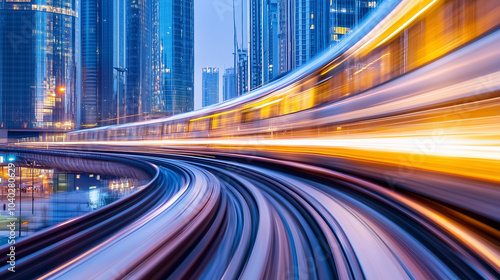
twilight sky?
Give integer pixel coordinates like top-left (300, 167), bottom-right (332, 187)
top-left (194, 0), bottom-right (246, 109)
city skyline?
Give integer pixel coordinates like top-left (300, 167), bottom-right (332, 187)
top-left (0, 0), bottom-right (378, 140)
top-left (194, 0), bottom-right (246, 109)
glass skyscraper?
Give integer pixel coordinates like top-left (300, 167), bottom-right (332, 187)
top-left (276, 0), bottom-right (379, 77)
top-left (263, 0), bottom-right (279, 84)
top-left (81, 0), bottom-right (116, 128)
top-left (113, 0), bottom-right (127, 125)
top-left (329, 0), bottom-right (379, 43)
top-left (249, 0), bottom-right (263, 91)
top-left (223, 68), bottom-right (237, 101)
top-left (153, 0), bottom-right (194, 116)
top-left (0, 0), bottom-right (80, 140)
top-left (202, 67), bottom-right (219, 107)
top-left (237, 49), bottom-right (249, 96)
top-left (126, 0), bottom-right (153, 123)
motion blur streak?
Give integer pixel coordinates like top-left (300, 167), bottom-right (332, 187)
top-left (12, 0), bottom-right (500, 278)
top-left (23, 151), bottom-right (497, 280)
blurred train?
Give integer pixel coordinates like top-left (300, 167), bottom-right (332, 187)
top-left (67, 0), bottom-right (500, 145)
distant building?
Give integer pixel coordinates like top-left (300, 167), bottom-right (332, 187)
top-left (202, 68), bottom-right (220, 107)
top-left (153, 0), bottom-right (194, 116)
top-left (0, 1), bottom-right (80, 141)
top-left (237, 50), bottom-right (249, 96)
top-left (223, 68), bottom-right (237, 101)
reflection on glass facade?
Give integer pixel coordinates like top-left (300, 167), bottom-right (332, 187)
top-left (329, 1), bottom-right (379, 43)
top-left (263, 0), bottom-right (279, 84)
top-left (237, 49), bottom-right (248, 96)
top-left (223, 68), bottom-right (237, 101)
top-left (249, 0), bottom-right (282, 89)
top-left (276, 0), bottom-right (378, 76)
top-left (113, 0), bottom-right (127, 125)
top-left (0, 1), bottom-right (79, 131)
top-left (153, 0), bottom-right (194, 116)
top-left (202, 67), bottom-right (219, 107)
top-left (126, 0), bottom-right (153, 123)
top-left (81, 0), bottom-right (118, 128)
top-left (81, 0), bottom-right (99, 128)
top-left (249, 0), bottom-right (263, 91)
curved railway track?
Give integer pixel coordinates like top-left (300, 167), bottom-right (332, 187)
top-left (1, 149), bottom-right (498, 279)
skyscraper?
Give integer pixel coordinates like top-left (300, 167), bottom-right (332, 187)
top-left (263, 0), bottom-right (280, 84)
top-left (223, 68), bottom-right (237, 101)
top-left (249, 0), bottom-right (282, 90)
top-left (278, 0), bottom-right (292, 75)
top-left (275, 0), bottom-right (379, 77)
top-left (329, 0), bottom-right (379, 43)
top-left (153, 0), bottom-right (195, 116)
top-left (202, 68), bottom-right (220, 107)
top-left (81, 0), bottom-right (116, 128)
top-left (113, 0), bottom-right (127, 125)
top-left (126, 0), bottom-right (153, 123)
top-left (0, 0), bottom-right (80, 141)
top-left (237, 49), bottom-right (249, 96)
top-left (248, 0), bottom-right (263, 91)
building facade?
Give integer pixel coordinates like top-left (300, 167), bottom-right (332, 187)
top-left (248, 0), bottom-right (263, 91)
top-left (275, 0), bottom-right (380, 79)
top-left (126, 0), bottom-right (153, 123)
top-left (113, 0), bottom-right (127, 125)
top-left (237, 49), bottom-right (249, 96)
top-left (81, 0), bottom-right (117, 128)
top-left (223, 68), bottom-right (237, 101)
top-left (202, 67), bottom-right (219, 107)
top-left (249, 0), bottom-right (282, 89)
top-left (153, 0), bottom-right (195, 117)
top-left (329, 0), bottom-right (379, 43)
top-left (263, 0), bottom-right (280, 84)
top-left (0, 0), bottom-right (80, 141)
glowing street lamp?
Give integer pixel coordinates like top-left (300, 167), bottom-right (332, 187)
top-left (58, 87), bottom-right (66, 93)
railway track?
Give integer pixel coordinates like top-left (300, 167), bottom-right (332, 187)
top-left (0, 149), bottom-right (498, 279)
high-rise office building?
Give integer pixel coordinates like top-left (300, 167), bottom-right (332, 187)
top-left (277, 0), bottom-right (318, 71)
top-left (202, 68), bottom-right (220, 107)
top-left (276, 0), bottom-right (379, 77)
top-left (278, 0), bottom-right (292, 75)
top-left (248, 0), bottom-right (263, 91)
top-left (329, 0), bottom-right (379, 43)
top-left (113, 0), bottom-right (127, 125)
top-left (237, 50), bottom-right (249, 96)
top-left (223, 68), bottom-right (237, 101)
top-left (263, 0), bottom-right (280, 84)
top-left (126, 0), bottom-right (153, 123)
top-left (81, 0), bottom-right (116, 128)
top-left (153, 0), bottom-right (195, 116)
top-left (0, 1), bottom-right (80, 141)
top-left (249, 0), bottom-right (282, 90)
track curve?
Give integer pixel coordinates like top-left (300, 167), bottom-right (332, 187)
top-left (4, 149), bottom-right (496, 280)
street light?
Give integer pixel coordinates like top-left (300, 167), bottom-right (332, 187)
top-left (58, 87), bottom-right (66, 93)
